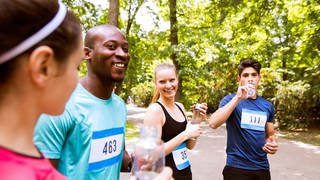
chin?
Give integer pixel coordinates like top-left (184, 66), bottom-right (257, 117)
top-left (112, 76), bottom-right (125, 82)
top-left (113, 79), bottom-right (124, 83)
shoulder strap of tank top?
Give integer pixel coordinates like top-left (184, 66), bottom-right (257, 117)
top-left (156, 101), bottom-right (187, 121)
top-left (175, 103), bottom-right (187, 121)
top-left (156, 101), bottom-right (169, 115)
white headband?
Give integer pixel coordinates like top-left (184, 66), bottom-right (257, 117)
top-left (0, 2), bottom-right (67, 64)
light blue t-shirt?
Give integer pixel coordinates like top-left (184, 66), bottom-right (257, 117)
top-left (34, 84), bottom-right (127, 180)
top-left (219, 94), bottom-right (274, 170)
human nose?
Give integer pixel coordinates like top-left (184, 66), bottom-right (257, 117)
top-left (165, 81), bottom-right (171, 88)
top-left (247, 75), bottom-right (254, 82)
top-left (115, 47), bottom-right (128, 59)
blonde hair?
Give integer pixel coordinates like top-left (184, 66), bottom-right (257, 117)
top-left (151, 63), bottom-right (177, 103)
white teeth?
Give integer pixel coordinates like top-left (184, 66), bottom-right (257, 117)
top-left (114, 63), bottom-right (125, 68)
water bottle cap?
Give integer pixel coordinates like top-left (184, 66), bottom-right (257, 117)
top-left (195, 104), bottom-right (201, 110)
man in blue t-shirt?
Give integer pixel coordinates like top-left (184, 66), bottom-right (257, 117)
top-left (209, 59), bottom-right (278, 180)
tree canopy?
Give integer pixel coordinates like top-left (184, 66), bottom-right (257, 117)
top-left (64, 0), bottom-right (320, 130)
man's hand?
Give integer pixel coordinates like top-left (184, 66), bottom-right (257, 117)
top-left (263, 136), bottom-right (278, 154)
top-left (235, 85), bottom-right (250, 100)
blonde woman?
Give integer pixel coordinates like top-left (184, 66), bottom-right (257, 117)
top-left (144, 63), bottom-right (207, 180)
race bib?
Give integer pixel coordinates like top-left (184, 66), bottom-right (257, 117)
top-left (241, 108), bottom-right (267, 131)
top-left (88, 127), bottom-right (124, 171)
top-left (172, 143), bottom-right (190, 170)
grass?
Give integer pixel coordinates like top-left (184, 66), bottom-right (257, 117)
top-left (125, 121), bottom-right (139, 140)
top-left (277, 128), bottom-right (320, 146)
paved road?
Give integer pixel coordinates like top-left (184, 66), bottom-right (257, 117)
top-left (121, 105), bottom-right (320, 180)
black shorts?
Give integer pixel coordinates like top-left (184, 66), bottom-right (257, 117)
top-left (223, 166), bottom-right (271, 180)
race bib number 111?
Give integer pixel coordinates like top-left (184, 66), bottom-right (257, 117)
top-left (241, 109), bottom-right (267, 131)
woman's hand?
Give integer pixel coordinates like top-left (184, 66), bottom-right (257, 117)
top-left (184, 122), bottom-right (202, 140)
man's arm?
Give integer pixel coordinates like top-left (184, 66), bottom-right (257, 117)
top-left (209, 96), bottom-right (241, 129)
top-left (209, 86), bottom-right (248, 129)
top-left (262, 122), bottom-right (278, 154)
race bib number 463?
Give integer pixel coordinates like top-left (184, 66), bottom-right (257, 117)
top-left (241, 109), bottom-right (267, 131)
top-left (88, 127), bottom-right (124, 171)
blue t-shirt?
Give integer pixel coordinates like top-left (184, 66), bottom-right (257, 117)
top-left (219, 94), bottom-right (274, 170)
top-left (34, 84), bottom-right (127, 180)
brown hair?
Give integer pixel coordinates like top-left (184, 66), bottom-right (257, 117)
top-left (238, 58), bottom-right (262, 76)
top-left (0, 0), bottom-right (82, 84)
top-left (151, 63), bottom-right (177, 102)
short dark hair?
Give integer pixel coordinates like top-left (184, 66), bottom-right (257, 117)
top-left (238, 59), bottom-right (261, 76)
top-left (0, 0), bottom-right (82, 83)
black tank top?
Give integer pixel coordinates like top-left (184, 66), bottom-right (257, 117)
top-left (156, 101), bottom-right (192, 180)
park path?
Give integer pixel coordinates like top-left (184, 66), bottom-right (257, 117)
top-left (121, 105), bottom-right (320, 180)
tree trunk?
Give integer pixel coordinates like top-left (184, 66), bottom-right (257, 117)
top-left (126, 0), bottom-right (145, 37)
top-left (169, 0), bottom-right (181, 101)
top-left (109, 0), bottom-right (122, 94)
top-left (108, 0), bottom-right (119, 26)
top-left (282, 58), bottom-right (288, 81)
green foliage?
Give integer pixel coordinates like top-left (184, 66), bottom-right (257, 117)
top-left (62, 0), bottom-right (106, 30)
top-left (130, 81), bottom-right (154, 107)
top-left (274, 81), bottom-right (311, 129)
top-left (65, 0), bottom-right (320, 130)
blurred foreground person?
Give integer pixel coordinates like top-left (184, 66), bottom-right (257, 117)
top-left (0, 0), bottom-right (83, 179)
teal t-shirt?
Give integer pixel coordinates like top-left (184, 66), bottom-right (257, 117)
top-left (34, 84), bottom-right (127, 180)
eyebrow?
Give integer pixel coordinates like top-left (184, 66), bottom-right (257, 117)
top-left (242, 72), bottom-right (258, 76)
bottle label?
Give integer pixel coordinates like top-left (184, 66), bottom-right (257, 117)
top-left (172, 143), bottom-right (190, 170)
top-left (240, 108), bottom-right (267, 131)
top-left (88, 127), bottom-right (124, 171)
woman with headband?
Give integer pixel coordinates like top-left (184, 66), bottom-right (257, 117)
top-left (0, 0), bottom-right (83, 179)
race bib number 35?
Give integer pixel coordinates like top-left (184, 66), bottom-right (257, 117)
top-left (88, 127), bottom-right (124, 171)
top-left (241, 109), bottom-right (267, 131)
top-left (172, 143), bottom-right (190, 170)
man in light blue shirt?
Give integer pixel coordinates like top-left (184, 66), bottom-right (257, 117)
top-left (34, 25), bottom-right (130, 180)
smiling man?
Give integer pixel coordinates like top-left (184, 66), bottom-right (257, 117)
top-left (209, 59), bottom-right (278, 180)
top-left (34, 25), bottom-right (130, 180)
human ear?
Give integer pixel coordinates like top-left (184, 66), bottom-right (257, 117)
top-left (83, 47), bottom-right (92, 61)
top-left (236, 75), bottom-right (240, 82)
top-left (28, 46), bottom-right (55, 87)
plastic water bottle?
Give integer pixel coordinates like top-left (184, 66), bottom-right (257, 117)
top-left (191, 104), bottom-right (202, 124)
top-left (246, 83), bottom-right (255, 98)
top-left (132, 126), bottom-right (165, 180)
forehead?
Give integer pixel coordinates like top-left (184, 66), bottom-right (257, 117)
top-left (156, 69), bottom-right (176, 79)
top-left (240, 67), bottom-right (258, 75)
top-left (95, 28), bottom-right (128, 45)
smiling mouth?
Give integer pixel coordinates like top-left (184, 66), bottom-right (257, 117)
top-left (113, 62), bottom-right (126, 68)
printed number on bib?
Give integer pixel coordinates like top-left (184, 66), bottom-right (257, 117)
top-left (172, 143), bottom-right (190, 170)
top-left (88, 127), bottom-right (124, 171)
top-left (241, 108), bottom-right (267, 131)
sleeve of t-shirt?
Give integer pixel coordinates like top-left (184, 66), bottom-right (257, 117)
top-left (268, 103), bottom-right (275, 123)
top-left (34, 108), bottom-right (74, 159)
top-left (218, 94), bottom-right (233, 109)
